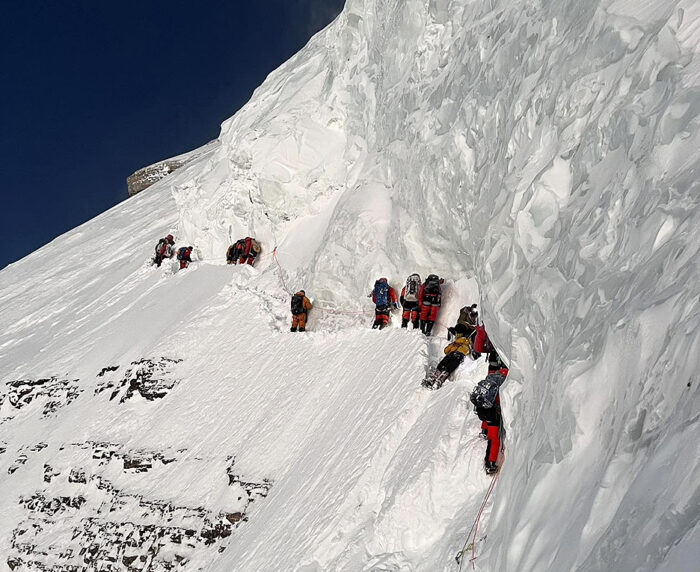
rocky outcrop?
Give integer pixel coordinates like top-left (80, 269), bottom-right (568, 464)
top-left (126, 140), bottom-right (217, 196)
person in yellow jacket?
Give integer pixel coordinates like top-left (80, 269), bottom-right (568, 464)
top-left (290, 290), bottom-right (313, 332)
top-left (422, 324), bottom-right (473, 389)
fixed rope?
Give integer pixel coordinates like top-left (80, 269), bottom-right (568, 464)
top-left (203, 245), bottom-right (457, 326)
top-left (456, 465), bottom-right (502, 571)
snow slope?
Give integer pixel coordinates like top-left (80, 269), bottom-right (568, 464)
top-left (2, 0), bottom-right (700, 570)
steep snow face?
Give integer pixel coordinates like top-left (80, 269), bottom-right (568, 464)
top-left (172, 0), bottom-right (700, 569)
top-left (1, 0), bottom-right (699, 571)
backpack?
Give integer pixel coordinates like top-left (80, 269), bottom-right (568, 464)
top-left (404, 274), bottom-right (421, 303)
top-left (373, 280), bottom-right (390, 307)
top-left (424, 274), bottom-right (441, 294)
top-left (155, 238), bottom-right (167, 256)
top-left (176, 247), bottom-right (188, 261)
top-left (470, 373), bottom-right (506, 409)
top-left (291, 294), bottom-right (304, 315)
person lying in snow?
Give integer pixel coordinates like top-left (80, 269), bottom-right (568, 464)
top-left (369, 278), bottom-right (398, 329)
top-left (153, 234), bottom-right (175, 267)
top-left (421, 324), bottom-right (472, 389)
top-left (471, 370), bottom-right (507, 475)
top-left (418, 274), bottom-right (442, 335)
top-left (290, 290), bottom-right (313, 332)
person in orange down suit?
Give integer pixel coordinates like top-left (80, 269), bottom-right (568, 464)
top-left (290, 290), bottom-right (312, 332)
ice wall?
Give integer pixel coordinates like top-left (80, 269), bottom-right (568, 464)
top-left (175, 0), bottom-right (700, 568)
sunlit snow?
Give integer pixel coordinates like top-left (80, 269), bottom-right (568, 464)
top-left (1, 0), bottom-right (699, 571)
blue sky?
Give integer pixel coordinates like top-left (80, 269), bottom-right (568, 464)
top-left (0, 0), bottom-right (345, 269)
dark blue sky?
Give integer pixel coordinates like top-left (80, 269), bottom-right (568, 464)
top-left (0, 0), bottom-right (345, 270)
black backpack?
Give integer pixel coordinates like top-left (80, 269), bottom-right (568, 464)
top-left (470, 373), bottom-right (506, 409)
top-left (424, 274), bottom-right (441, 294)
top-left (291, 294), bottom-right (304, 314)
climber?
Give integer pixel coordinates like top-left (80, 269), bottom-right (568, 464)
top-left (422, 324), bottom-right (473, 389)
top-left (447, 304), bottom-right (479, 340)
top-left (471, 371), bottom-right (507, 475)
top-left (226, 240), bottom-right (245, 264)
top-left (400, 273), bottom-right (422, 328)
top-left (176, 246), bottom-right (193, 269)
top-left (290, 290), bottom-right (313, 332)
top-left (238, 237), bottom-right (262, 266)
top-left (418, 274), bottom-right (442, 335)
top-left (370, 278), bottom-right (398, 329)
top-left (153, 234), bottom-right (175, 267)
top-left (472, 323), bottom-right (497, 358)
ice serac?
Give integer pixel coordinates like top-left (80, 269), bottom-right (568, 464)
top-left (176, 0), bottom-right (700, 569)
top-left (1, 0), bottom-right (699, 571)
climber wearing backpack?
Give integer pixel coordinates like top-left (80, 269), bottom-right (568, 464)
top-left (470, 371), bottom-right (507, 475)
top-left (370, 278), bottom-right (398, 329)
top-left (447, 304), bottom-right (479, 340)
top-left (153, 234), bottom-right (175, 267)
top-left (290, 290), bottom-right (312, 332)
top-left (226, 240), bottom-right (245, 264)
top-left (422, 324), bottom-right (472, 389)
top-left (418, 274), bottom-right (442, 335)
top-left (239, 237), bottom-right (262, 266)
top-left (176, 246), bottom-right (193, 269)
top-left (400, 273), bottom-right (422, 328)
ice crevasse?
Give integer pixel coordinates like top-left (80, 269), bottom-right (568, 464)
top-left (0, 0), bottom-right (699, 570)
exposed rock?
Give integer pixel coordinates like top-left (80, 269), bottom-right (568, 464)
top-left (95, 357), bottom-right (182, 402)
top-left (126, 141), bottom-right (217, 197)
top-left (0, 377), bottom-right (82, 420)
top-left (7, 441), bottom-right (272, 570)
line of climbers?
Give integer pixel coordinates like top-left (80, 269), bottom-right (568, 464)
top-left (152, 234), bottom-right (262, 269)
top-left (288, 273), bottom-right (507, 475)
top-left (420, 305), bottom-right (508, 474)
top-left (152, 236), bottom-right (507, 475)
top-left (153, 235), bottom-right (194, 269)
top-left (368, 274), bottom-right (443, 334)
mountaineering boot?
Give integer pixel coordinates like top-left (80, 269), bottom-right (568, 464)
top-left (485, 460), bottom-right (498, 475)
top-left (480, 428), bottom-right (488, 440)
top-left (412, 319), bottom-right (419, 329)
top-left (401, 318), bottom-right (408, 328)
top-left (290, 327), bottom-right (297, 332)
top-left (298, 327), bottom-right (305, 332)
top-left (423, 321), bottom-right (434, 336)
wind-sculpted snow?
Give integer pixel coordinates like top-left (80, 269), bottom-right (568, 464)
top-left (1, 0), bottom-right (699, 570)
top-left (172, 0), bottom-right (699, 569)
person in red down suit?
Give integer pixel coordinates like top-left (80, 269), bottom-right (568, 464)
top-left (418, 274), bottom-right (442, 335)
top-left (370, 278), bottom-right (398, 329)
